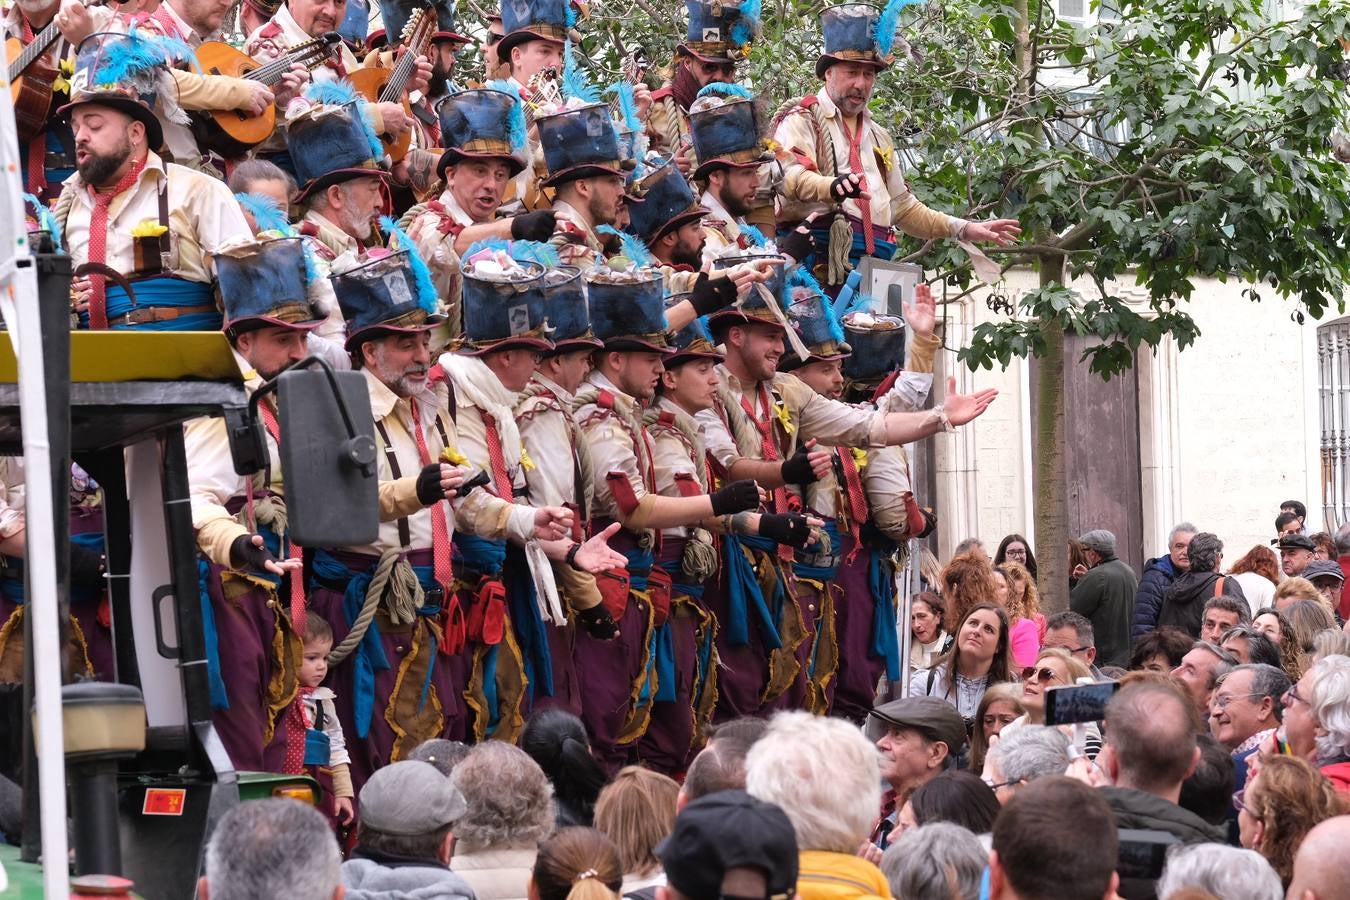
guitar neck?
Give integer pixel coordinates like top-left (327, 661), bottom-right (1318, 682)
top-left (245, 39), bottom-right (328, 86)
top-left (9, 20), bottom-right (62, 82)
top-left (378, 24), bottom-right (432, 102)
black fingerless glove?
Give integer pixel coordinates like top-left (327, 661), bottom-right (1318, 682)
top-left (710, 480), bottom-right (760, 516)
top-left (576, 603), bottom-right (620, 640)
top-left (777, 227), bottom-right (814, 263)
top-left (918, 508), bottom-right (938, 539)
top-left (416, 463), bottom-right (446, 505)
top-left (758, 513), bottom-right (812, 548)
top-left (511, 209), bottom-right (557, 242)
top-left (779, 445), bottom-right (821, 485)
top-left (229, 534), bottom-right (277, 572)
top-left (69, 543), bottom-right (105, 592)
top-left (689, 272), bottom-right (738, 316)
top-left (830, 174), bottom-right (864, 200)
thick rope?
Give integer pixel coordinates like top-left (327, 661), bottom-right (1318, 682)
top-left (327, 549), bottom-right (424, 665)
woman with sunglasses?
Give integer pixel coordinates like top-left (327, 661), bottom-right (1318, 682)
top-left (908, 603), bottom-right (1016, 729)
top-left (1002, 647), bottom-right (1101, 758)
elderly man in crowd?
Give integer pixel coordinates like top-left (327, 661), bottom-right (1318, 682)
top-left (1209, 663), bottom-right (1289, 787)
top-left (866, 697), bottom-right (967, 847)
top-left (1286, 815), bottom-right (1350, 900)
top-left (1157, 532), bottom-right (1247, 639)
top-left (1070, 529), bottom-right (1137, 667)
top-left (880, 824), bottom-right (986, 900)
top-left (342, 761), bottom-right (475, 900)
top-left (198, 799), bottom-right (343, 900)
top-left (1135, 523), bottom-right (1197, 638)
top-left (987, 777), bottom-right (1120, 900)
top-left (746, 712), bottom-right (891, 899)
top-left (1172, 641), bottom-right (1239, 724)
top-left (678, 718), bottom-right (769, 808)
top-left (1041, 610), bottom-right (1104, 679)
top-left (982, 726), bottom-right (1071, 805)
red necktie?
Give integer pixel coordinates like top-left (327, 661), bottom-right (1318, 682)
top-left (281, 687), bottom-right (311, 775)
top-left (841, 117), bottom-right (875, 256)
top-left (836, 449), bottom-right (868, 564)
top-left (479, 412), bottom-right (514, 501)
top-left (408, 401), bottom-right (454, 598)
top-left (85, 155), bottom-right (148, 330)
top-left (740, 387), bottom-right (794, 561)
top-left (257, 400), bottom-right (307, 636)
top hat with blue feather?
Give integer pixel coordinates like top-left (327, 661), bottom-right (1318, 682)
top-left (288, 81), bottom-right (390, 201)
top-left (536, 103), bottom-right (632, 187)
top-left (625, 163), bottom-right (708, 244)
top-left (332, 249), bottom-right (446, 351)
top-left (498, 0), bottom-right (572, 58)
top-left (542, 266), bottom-right (601, 353)
top-left (215, 238), bottom-right (327, 334)
top-left (383, 0), bottom-right (472, 47)
top-left (706, 252), bottom-right (786, 340)
top-left (436, 88), bottom-right (529, 177)
top-left (459, 254), bottom-right (553, 355)
top-left (586, 268), bottom-right (671, 354)
top-left (688, 87), bottom-right (772, 180)
top-left (840, 311), bottom-right (906, 380)
top-left (778, 272), bottom-right (850, 371)
top-left (816, 0), bottom-right (917, 78)
top-left (681, 0), bottom-right (762, 63)
top-left (664, 295), bottom-right (724, 367)
top-left (59, 30), bottom-right (189, 152)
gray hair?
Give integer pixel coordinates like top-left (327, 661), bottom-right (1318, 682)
top-left (1217, 663), bottom-right (1291, 722)
top-left (1044, 611), bottom-right (1093, 646)
top-left (987, 726), bottom-right (1071, 785)
top-left (450, 741), bottom-right (556, 852)
top-left (880, 823), bottom-right (986, 900)
top-left (1334, 523), bottom-right (1350, 556)
top-left (1170, 522), bottom-right (1199, 544)
top-left (954, 537), bottom-right (985, 557)
top-left (1194, 641), bottom-right (1239, 689)
top-left (204, 799), bottom-right (341, 900)
top-left (746, 711), bottom-right (881, 853)
top-left (1155, 844), bottom-right (1283, 900)
top-left (1311, 629), bottom-right (1350, 663)
top-left (1308, 654), bottom-right (1350, 762)
top-left (408, 739), bottom-right (471, 777)
top-left (1187, 533), bottom-right (1224, 573)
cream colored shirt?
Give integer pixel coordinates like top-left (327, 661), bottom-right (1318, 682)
top-left (650, 396), bottom-right (709, 540)
top-left (772, 87), bottom-right (968, 240)
top-left (406, 191), bottom-right (475, 341)
top-left (246, 3), bottom-right (362, 80)
top-left (699, 188), bottom-right (742, 266)
top-left (574, 371), bottom-right (652, 525)
top-left (61, 151), bottom-right (250, 285)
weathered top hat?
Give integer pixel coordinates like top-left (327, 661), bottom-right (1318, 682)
top-left (816, 0), bottom-right (910, 78)
top-left (537, 103), bottom-right (633, 187)
top-left (688, 86), bottom-right (773, 180)
top-left (541, 266), bottom-right (601, 353)
top-left (706, 252), bottom-right (787, 339)
top-left (841, 309), bottom-right (906, 380)
top-left (778, 272), bottom-right (851, 372)
top-left (383, 0), bottom-right (472, 46)
top-left (59, 30), bottom-right (185, 151)
top-left (288, 81), bottom-right (389, 201)
top-left (625, 163), bottom-right (708, 244)
top-left (680, 0), bottom-right (761, 63)
top-left (437, 88), bottom-right (529, 176)
top-left (498, 0), bottom-right (572, 58)
top-left (586, 267), bottom-right (671, 354)
top-left (664, 295), bottom-right (724, 367)
top-left (459, 243), bottom-right (554, 354)
top-left (332, 249), bottom-right (445, 351)
top-left (215, 237), bottom-right (327, 333)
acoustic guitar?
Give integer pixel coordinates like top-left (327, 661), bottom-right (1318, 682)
top-left (7, 10), bottom-right (79, 143)
top-left (348, 7), bottom-right (434, 163)
top-left (190, 32), bottom-right (341, 157)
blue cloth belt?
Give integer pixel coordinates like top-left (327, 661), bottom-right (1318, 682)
top-left (721, 534), bottom-right (782, 649)
top-left (869, 552), bottom-right (901, 682)
top-left (79, 277), bottom-right (220, 332)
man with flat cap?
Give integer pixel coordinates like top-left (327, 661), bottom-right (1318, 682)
top-left (656, 790), bottom-right (799, 900)
top-left (868, 696), bottom-right (968, 848)
top-left (342, 760), bottom-right (475, 899)
top-left (1070, 529), bottom-right (1137, 668)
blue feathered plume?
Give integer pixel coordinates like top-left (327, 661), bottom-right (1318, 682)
top-left (874, 0), bottom-right (921, 56)
top-left (566, 0), bottom-right (577, 29)
top-left (561, 39), bottom-right (599, 104)
top-left (596, 225), bottom-right (656, 268)
top-left (23, 192), bottom-right (62, 251)
top-left (607, 81), bottom-right (642, 134)
top-left (463, 237), bottom-right (513, 260)
top-left (304, 80), bottom-right (384, 160)
top-left (380, 216), bottom-right (438, 314)
top-left (739, 224), bottom-right (768, 248)
top-left (235, 192), bottom-right (292, 235)
top-left (511, 241), bottom-right (561, 268)
top-left (730, 0), bottom-right (761, 45)
top-left (486, 80), bottom-right (529, 150)
top-left (696, 82), bottom-right (754, 101)
top-left (92, 27), bottom-right (194, 85)
top-left (844, 291), bottom-right (880, 316)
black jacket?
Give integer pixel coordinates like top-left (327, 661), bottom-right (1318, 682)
top-left (1155, 571), bottom-right (1247, 639)
top-left (1102, 786), bottom-right (1227, 900)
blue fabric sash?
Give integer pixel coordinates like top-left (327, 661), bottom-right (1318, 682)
top-left (453, 534), bottom-right (510, 737)
top-left (803, 227), bottom-right (899, 285)
top-left (869, 552), bottom-right (901, 682)
top-left (310, 549), bottom-right (440, 739)
top-left (721, 534), bottom-right (782, 649)
top-left (794, 520), bottom-right (842, 582)
top-left (504, 542), bottom-right (554, 700)
top-left (80, 277), bottom-right (220, 332)
top-left (623, 548), bottom-right (665, 710)
top-left (0, 532), bottom-right (106, 604)
top-left (659, 558), bottom-right (713, 706)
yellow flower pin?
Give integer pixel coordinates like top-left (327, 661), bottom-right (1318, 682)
top-left (519, 446), bottom-right (537, 472)
top-left (440, 446), bottom-right (469, 466)
top-left (773, 400), bottom-right (795, 434)
top-left (52, 58), bottom-right (73, 95)
top-left (131, 219), bottom-right (168, 238)
top-left (850, 447), bottom-right (869, 470)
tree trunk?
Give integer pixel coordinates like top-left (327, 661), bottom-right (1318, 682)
top-left (1034, 254), bottom-right (1069, 612)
